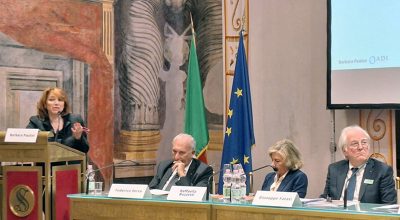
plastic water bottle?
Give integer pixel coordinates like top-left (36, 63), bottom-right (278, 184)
top-left (231, 169), bottom-right (241, 203)
top-left (222, 169), bottom-right (232, 202)
top-left (239, 168), bottom-right (247, 200)
top-left (87, 165), bottom-right (96, 194)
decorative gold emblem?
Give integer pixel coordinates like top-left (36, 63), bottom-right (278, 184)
top-left (9, 184), bottom-right (35, 217)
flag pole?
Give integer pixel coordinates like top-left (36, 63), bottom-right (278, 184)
top-left (240, 15), bottom-right (245, 34)
top-left (240, 3), bottom-right (246, 34)
top-left (185, 11), bottom-right (209, 163)
top-left (190, 12), bottom-right (196, 47)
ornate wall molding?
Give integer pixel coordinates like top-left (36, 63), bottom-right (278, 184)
top-left (101, 0), bottom-right (115, 65)
top-left (360, 109), bottom-right (394, 165)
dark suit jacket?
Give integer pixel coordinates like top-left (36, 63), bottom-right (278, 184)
top-left (320, 158), bottom-right (396, 204)
top-left (261, 169), bottom-right (308, 198)
top-left (148, 158), bottom-right (213, 190)
top-left (26, 113), bottom-right (89, 153)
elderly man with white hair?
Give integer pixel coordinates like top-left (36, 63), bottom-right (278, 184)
top-left (149, 133), bottom-right (213, 191)
top-left (320, 125), bottom-right (396, 204)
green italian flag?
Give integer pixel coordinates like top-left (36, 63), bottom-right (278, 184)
top-left (184, 34), bottom-right (209, 163)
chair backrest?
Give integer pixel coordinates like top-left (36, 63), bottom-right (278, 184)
top-left (369, 152), bottom-right (387, 164)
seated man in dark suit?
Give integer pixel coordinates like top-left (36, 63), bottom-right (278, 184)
top-left (321, 125), bottom-right (396, 204)
top-left (149, 133), bottom-right (213, 190)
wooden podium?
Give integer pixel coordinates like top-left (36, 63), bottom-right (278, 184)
top-left (0, 131), bottom-right (86, 220)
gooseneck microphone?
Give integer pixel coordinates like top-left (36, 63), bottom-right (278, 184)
top-left (85, 160), bottom-right (140, 194)
top-left (249, 164), bottom-right (277, 194)
top-left (207, 167), bottom-right (224, 197)
top-left (252, 164), bottom-right (277, 172)
top-left (343, 161), bottom-right (367, 209)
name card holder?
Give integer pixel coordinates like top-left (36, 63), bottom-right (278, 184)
top-left (167, 186), bottom-right (207, 202)
top-left (5, 128), bottom-right (39, 143)
top-left (108, 184), bottom-right (151, 199)
top-left (252, 191), bottom-right (302, 207)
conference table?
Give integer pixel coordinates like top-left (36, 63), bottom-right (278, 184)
top-left (68, 193), bottom-right (400, 220)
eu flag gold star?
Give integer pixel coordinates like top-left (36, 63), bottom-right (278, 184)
top-left (230, 158), bottom-right (239, 164)
top-left (234, 88), bottom-right (243, 98)
top-left (227, 109), bottom-right (233, 118)
top-left (225, 127), bottom-right (232, 136)
top-left (244, 155), bottom-right (250, 164)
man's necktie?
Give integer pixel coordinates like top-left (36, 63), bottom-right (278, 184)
top-left (346, 167), bottom-right (359, 200)
top-left (164, 172), bottom-right (179, 191)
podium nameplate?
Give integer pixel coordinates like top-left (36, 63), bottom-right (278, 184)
top-left (167, 186), bottom-right (206, 202)
top-left (108, 184), bottom-right (151, 199)
top-left (5, 128), bottom-right (39, 143)
top-left (252, 191), bottom-right (301, 207)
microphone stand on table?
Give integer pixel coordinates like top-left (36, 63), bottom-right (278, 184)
top-left (249, 165), bottom-right (277, 194)
top-left (207, 168), bottom-right (222, 200)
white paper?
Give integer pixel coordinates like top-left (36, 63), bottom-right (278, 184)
top-left (304, 199), bottom-right (358, 208)
top-left (372, 204), bottom-right (399, 210)
top-left (302, 199), bottom-right (339, 208)
top-left (150, 189), bottom-right (169, 196)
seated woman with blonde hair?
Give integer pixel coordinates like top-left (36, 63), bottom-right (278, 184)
top-left (261, 139), bottom-right (308, 198)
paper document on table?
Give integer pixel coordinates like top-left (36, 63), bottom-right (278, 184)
top-left (372, 204), bottom-right (399, 210)
top-left (304, 199), bottom-right (358, 208)
top-left (303, 199), bottom-right (339, 207)
top-left (150, 189), bottom-right (169, 196)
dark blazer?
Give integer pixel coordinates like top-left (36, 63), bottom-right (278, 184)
top-left (149, 158), bottom-right (213, 190)
top-left (26, 113), bottom-right (89, 153)
top-left (320, 158), bottom-right (396, 204)
top-left (261, 169), bottom-right (308, 198)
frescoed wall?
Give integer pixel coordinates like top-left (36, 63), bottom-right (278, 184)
top-left (0, 0), bottom-right (114, 182)
top-left (1, 0), bottom-right (395, 199)
top-left (113, 0), bottom-right (223, 179)
top-left (0, 0), bottom-right (223, 184)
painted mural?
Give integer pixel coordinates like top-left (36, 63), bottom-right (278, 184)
top-left (0, 1), bottom-right (113, 181)
top-left (114, 0), bottom-right (223, 178)
top-left (0, 0), bottom-right (223, 183)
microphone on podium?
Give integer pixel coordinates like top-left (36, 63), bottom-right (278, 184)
top-left (249, 164), bottom-right (277, 194)
top-left (84, 160), bottom-right (140, 194)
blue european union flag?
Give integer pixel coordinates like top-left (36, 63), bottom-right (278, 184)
top-left (218, 31), bottom-right (255, 194)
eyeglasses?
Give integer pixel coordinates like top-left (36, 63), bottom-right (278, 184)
top-left (348, 139), bottom-right (369, 149)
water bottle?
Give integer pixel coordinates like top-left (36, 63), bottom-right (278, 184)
top-left (87, 165), bottom-right (96, 194)
top-left (239, 168), bottom-right (247, 200)
top-left (222, 169), bottom-right (232, 202)
top-left (231, 169), bottom-right (241, 203)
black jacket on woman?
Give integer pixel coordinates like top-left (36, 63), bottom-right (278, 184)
top-left (26, 113), bottom-right (89, 153)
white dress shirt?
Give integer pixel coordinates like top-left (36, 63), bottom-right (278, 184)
top-left (340, 163), bottom-right (366, 201)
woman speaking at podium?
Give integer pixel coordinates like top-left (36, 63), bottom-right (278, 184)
top-left (26, 87), bottom-right (89, 153)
